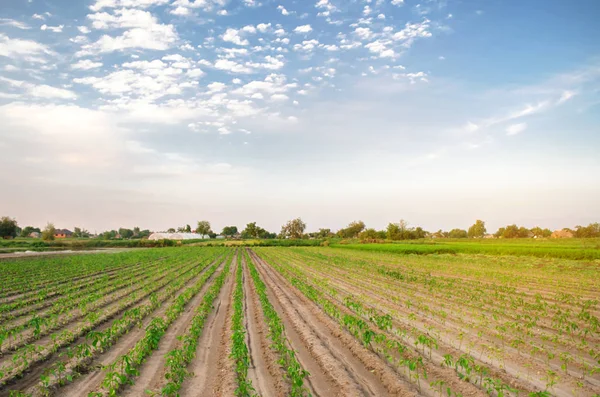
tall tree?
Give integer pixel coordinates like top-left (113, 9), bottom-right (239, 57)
top-left (280, 218), bottom-right (306, 239)
top-left (467, 220), bottom-right (486, 238)
top-left (221, 226), bottom-right (238, 237)
top-left (241, 222), bottom-right (259, 238)
top-left (196, 220), bottom-right (212, 235)
top-left (338, 220), bottom-right (366, 238)
top-left (41, 223), bottom-right (56, 241)
top-left (0, 216), bottom-right (18, 239)
top-left (448, 229), bottom-right (468, 238)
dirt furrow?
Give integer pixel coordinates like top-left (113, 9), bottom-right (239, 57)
top-left (178, 260), bottom-right (237, 397)
top-left (251, 251), bottom-right (410, 397)
top-left (49, 258), bottom-right (220, 397)
top-left (242, 256), bottom-right (287, 397)
top-left (120, 258), bottom-right (229, 397)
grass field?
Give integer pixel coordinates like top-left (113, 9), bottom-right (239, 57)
top-left (334, 238), bottom-right (600, 260)
top-left (0, 244), bottom-right (598, 397)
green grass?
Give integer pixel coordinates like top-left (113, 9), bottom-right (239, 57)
top-left (332, 238), bottom-right (600, 260)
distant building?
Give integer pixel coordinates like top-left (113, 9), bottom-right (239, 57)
top-left (148, 232), bottom-right (209, 240)
top-left (483, 234), bottom-right (495, 239)
top-left (54, 229), bottom-right (73, 238)
top-left (29, 232), bottom-right (41, 238)
top-left (551, 229), bottom-right (574, 239)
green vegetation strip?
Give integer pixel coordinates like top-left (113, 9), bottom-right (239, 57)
top-left (244, 250), bottom-right (309, 396)
top-left (160, 254), bottom-right (233, 396)
top-left (231, 253), bottom-right (256, 397)
top-left (334, 240), bottom-right (600, 260)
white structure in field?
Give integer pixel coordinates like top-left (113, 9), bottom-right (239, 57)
top-left (148, 233), bottom-right (209, 240)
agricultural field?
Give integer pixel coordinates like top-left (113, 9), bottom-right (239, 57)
top-left (0, 245), bottom-right (598, 397)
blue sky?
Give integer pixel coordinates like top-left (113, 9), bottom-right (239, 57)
top-left (1, 0), bottom-right (599, 233)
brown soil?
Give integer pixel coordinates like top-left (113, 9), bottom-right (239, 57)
top-left (178, 260), bottom-right (237, 397)
top-left (242, 255), bottom-right (288, 397)
top-left (249, 250), bottom-right (414, 397)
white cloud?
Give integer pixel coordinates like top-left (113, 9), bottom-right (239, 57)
top-left (0, 33), bottom-right (55, 63)
top-left (29, 85), bottom-right (78, 99)
top-left (365, 40), bottom-right (395, 58)
top-left (294, 39), bottom-right (320, 52)
top-left (186, 68), bottom-right (205, 78)
top-left (90, 0), bottom-right (170, 12)
top-left (557, 90), bottom-right (576, 104)
top-left (354, 27), bottom-right (373, 40)
top-left (257, 23), bottom-right (271, 33)
top-left (78, 26), bottom-right (92, 34)
top-left (506, 123), bottom-right (527, 136)
top-left (77, 24), bottom-right (178, 56)
top-left (88, 8), bottom-right (159, 29)
top-left (393, 19), bottom-right (432, 47)
top-left (222, 28), bottom-right (249, 46)
top-left (0, 18), bottom-right (31, 30)
top-left (294, 25), bottom-right (313, 34)
top-left (74, 68), bottom-right (182, 99)
top-left (391, 0), bottom-right (404, 5)
top-left (207, 82), bottom-right (226, 92)
top-left (72, 59), bottom-right (103, 70)
top-left (171, 6), bottom-right (190, 16)
top-left (32, 14), bottom-right (46, 20)
top-left (277, 5), bottom-right (290, 15)
top-left (41, 24), bottom-right (64, 33)
top-left (463, 122), bottom-right (479, 133)
top-left (214, 59), bottom-right (252, 74)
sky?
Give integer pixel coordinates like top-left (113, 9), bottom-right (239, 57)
top-left (1, 0), bottom-right (599, 234)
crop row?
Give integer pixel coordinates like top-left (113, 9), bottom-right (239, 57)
top-left (90, 250), bottom-right (231, 396)
top-left (243, 249), bottom-right (309, 396)
top-left (231, 253), bottom-right (256, 397)
top-left (160, 252), bottom-right (234, 396)
top-left (0, 248), bottom-right (224, 388)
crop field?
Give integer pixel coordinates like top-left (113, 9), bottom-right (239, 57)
top-left (0, 246), bottom-right (598, 397)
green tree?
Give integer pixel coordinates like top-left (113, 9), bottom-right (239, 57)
top-left (502, 224), bottom-right (520, 238)
top-left (41, 223), bottom-right (56, 241)
top-left (72, 227), bottom-right (90, 238)
top-left (518, 226), bottom-right (530, 238)
top-left (467, 220), bottom-right (486, 238)
top-left (448, 228), bottom-right (468, 238)
top-left (119, 228), bottom-right (134, 239)
top-left (387, 219), bottom-right (414, 240)
top-left (494, 227), bottom-right (506, 238)
top-left (337, 220), bottom-right (366, 238)
top-left (573, 223), bottom-right (600, 238)
top-left (241, 222), bottom-right (259, 238)
top-left (316, 228), bottom-right (332, 238)
top-left (358, 228), bottom-right (379, 240)
top-left (279, 218), bottom-right (306, 239)
top-left (0, 216), bottom-right (19, 239)
top-left (19, 226), bottom-right (41, 238)
top-left (221, 226), bottom-right (238, 237)
top-left (196, 221), bottom-right (212, 236)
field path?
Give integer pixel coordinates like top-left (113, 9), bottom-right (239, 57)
top-left (242, 254), bottom-right (287, 397)
top-left (178, 256), bottom-right (237, 396)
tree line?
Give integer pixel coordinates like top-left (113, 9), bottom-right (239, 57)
top-left (1, 215), bottom-right (599, 241)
